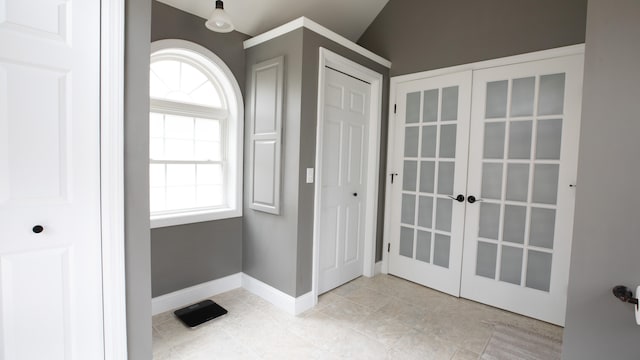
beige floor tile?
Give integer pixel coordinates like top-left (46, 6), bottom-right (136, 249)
top-left (452, 348), bottom-right (481, 360)
top-left (343, 286), bottom-right (392, 312)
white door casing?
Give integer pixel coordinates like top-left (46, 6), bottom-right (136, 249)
top-left (460, 54), bottom-right (584, 325)
top-left (0, 0), bottom-right (106, 358)
top-left (387, 71), bottom-right (472, 296)
top-left (313, 48), bottom-right (383, 298)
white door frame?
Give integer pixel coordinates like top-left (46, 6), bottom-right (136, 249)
top-left (100, 0), bottom-right (128, 358)
top-left (382, 44), bottom-right (585, 275)
top-left (312, 48), bottom-right (383, 302)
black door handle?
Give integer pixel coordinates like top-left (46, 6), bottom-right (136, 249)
top-left (467, 196), bottom-right (483, 204)
top-left (448, 194), bottom-right (465, 203)
top-left (32, 225), bottom-right (44, 234)
top-left (353, 193), bottom-right (358, 197)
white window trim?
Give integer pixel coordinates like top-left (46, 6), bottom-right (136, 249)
top-left (149, 39), bottom-right (244, 228)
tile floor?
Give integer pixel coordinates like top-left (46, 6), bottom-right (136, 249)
top-left (152, 274), bottom-right (562, 359)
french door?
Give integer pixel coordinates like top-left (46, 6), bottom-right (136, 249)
top-left (387, 52), bottom-right (583, 325)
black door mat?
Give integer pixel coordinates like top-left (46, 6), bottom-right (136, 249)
top-left (174, 299), bottom-right (228, 328)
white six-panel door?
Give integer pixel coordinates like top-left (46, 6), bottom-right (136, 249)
top-left (318, 67), bottom-right (371, 294)
top-left (387, 51), bottom-right (583, 325)
top-left (0, 0), bottom-right (104, 358)
top-left (388, 71), bottom-right (472, 296)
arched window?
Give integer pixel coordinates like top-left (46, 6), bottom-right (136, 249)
top-left (149, 40), bottom-right (243, 227)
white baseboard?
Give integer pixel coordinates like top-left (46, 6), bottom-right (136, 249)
top-left (241, 273), bottom-right (314, 315)
top-left (151, 273), bottom-right (242, 315)
top-left (374, 261), bottom-right (383, 275)
top-left (151, 272), bottom-right (315, 316)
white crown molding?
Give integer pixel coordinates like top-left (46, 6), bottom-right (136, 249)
top-left (243, 17), bottom-right (391, 68)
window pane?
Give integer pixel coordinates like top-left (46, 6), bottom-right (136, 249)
top-left (195, 141), bottom-right (220, 161)
top-left (165, 115), bottom-right (194, 140)
top-left (165, 139), bottom-right (194, 160)
top-left (166, 186), bottom-right (196, 209)
top-left (180, 61), bottom-right (208, 95)
top-left (151, 60), bottom-right (180, 93)
top-left (150, 164), bottom-right (166, 187)
top-left (195, 118), bottom-right (221, 141)
top-left (197, 185), bottom-right (224, 207)
top-left (150, 187), bottom-right (166, 213)
top-left (167, 164), bottom-right (195, 186)
top-left (150, 113), bottom-right (164, 137)
top-left (191, 82), bottom-right (223, 108)
top-left (197, 164), bottom-right (223, 185)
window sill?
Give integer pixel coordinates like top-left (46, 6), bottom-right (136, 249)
top-left (150, 207), bottom-right (242, 229)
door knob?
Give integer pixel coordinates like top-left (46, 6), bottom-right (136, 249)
top-left (353, 193), bottom-right (358, 197)
top-left (448, 194), bottom-right (465, 202)
top-left (32, 225), bottom-right (44, 234)
top-left (467, 196), bottom-right (482, 204)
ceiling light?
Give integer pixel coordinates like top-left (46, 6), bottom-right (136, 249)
top-left (205, 0), bottom-right (234, 33)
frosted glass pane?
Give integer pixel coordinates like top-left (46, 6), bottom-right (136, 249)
top-left (150, 164), bottom-right (165, 187)
top-left (500, 246), bottom-right (523, 285)
top-left (439, 124), bottom-right (456, 158)
top-left (530, 207), bottom-right (556, 249)
top-left (437, 162), bottom-right (455, 195)
top-left (479, 203), bottom-right (500, 240)
top-left (417, 196), bottom-right (433, 228)
top-left (536, 119), bottom-right (562, 160)
top-left (441, 86), bottom-right (459, 121)
top-left (526, 250), bottom-right (552, 292)
top-left (195, 141), bottom-right (220, 161)
top-left (401, 194), bottom-right (416, 225)
top-left (400, 227), bottom-right (414, 258)
top-left (422, 89), bottom-right (438, 123)
top-left (503, 205), bottom-right (526, 244)
top-left (419, 161), bottom-right (435, 193)
top-left (150, 113), bottom-right (164, 137)
top-left (435, 198), bottom-right (452, 232)
top-left (166, 164), bottom-right (196, 186)
top-left (476, 242), bottom-right (497, 279)
top-left (532, 164), bottom-right (559, 204)
top-left (403, 160), bottom-right (417, 191)
top-left (196, 185), bottom-right (224, 207)
top-left (506, 164), bottom-right (529, 202)
top-left (538, 73), bottom-right (565, 116)
top-left (416, 231), bottom-right (431, 263)
top-left (508, 120), bottom-right (532, 159)
top-left (434, 234), bottom-right (450, 268)
top-left (406, 92), bottom-right (421, 124)
top-left (165, 115), bottom-right (194, 140)
top-left (166, 186), bottom-right (196, 209)
top-left (404, 127), bottom-right (419, 157)
top-left (197, 164), bottom-right (222, 185)
top-left (421, 125), bottom-right (437, 158)
top-left (481, 163), bottom-right (503, 200)
top-left (486, 80), bottom-right (508, 118)
top-left (195, 118), bottom-right (221, 141)
top-left (510, 77), bottom-right (535, 117)
top-left (165, 139), bottom-right (194, 160)
top-left (484, 122), bottom-right (505, 159)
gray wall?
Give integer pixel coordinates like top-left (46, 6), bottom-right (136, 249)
top-left (150, 1), bottom-right (249, 297)
top-left (125, 0), bottom-right (152, 357)
top-left (243, 29), bottom-right (304, 297)
top-left (562, 1), bottom-right (640, 358)
top-left (358, 0), bottom-right (587, 76)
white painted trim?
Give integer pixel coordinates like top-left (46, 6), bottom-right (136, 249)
top-left (152, 273), bottom-right (242, 315)
top-left (374, 261), bottom-right (383, 275)
top-left (390, 44), bottom-right (585, 85)
top-left (243, 17), bottom-right (391, 69)
top-left (312, 48), bottom-right (383, 302)
top-left (100, 0), bottom-right (127, 358)
top-left (241, 274), bottom-right (314, 315)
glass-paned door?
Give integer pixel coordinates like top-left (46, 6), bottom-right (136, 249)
top-left (388, 71), bottom-right (472, 296)
top-left (460, 55), bottom-right (584, 325)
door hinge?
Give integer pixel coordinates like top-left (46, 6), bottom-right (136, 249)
top-left (387, 243), bottom-right (390, 252)
top-left (394, 104), bottom-right (397, 114)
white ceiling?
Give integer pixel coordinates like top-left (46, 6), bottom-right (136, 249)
top-left (157, 0), bottom-right (389, 42)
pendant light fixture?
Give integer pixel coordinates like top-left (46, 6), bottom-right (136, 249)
top-left (205, 0), bottom-right (234, 33)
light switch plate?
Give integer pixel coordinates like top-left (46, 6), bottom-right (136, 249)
top-left (306, 168), bottom-right (314, 183)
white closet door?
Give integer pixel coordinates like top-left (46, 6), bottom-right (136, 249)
top-left (460, 55), bottom-right (583, 325)
top-left (388, 71), bottom-right (472, 296)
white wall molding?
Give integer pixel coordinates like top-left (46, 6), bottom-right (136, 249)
top-left (151, 273), bottom-right (314, 316)
top-left (374, 261), bottom-right (383, 275)
top-left (241, 274), bottom-right (314, 315)
top-left (152, 273), bottom-right (242, 315)
top-left (243, 17), bottom-right (391, 68)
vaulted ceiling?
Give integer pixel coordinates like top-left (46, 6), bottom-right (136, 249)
top-left (156, 0), bottom-right (389, 42)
